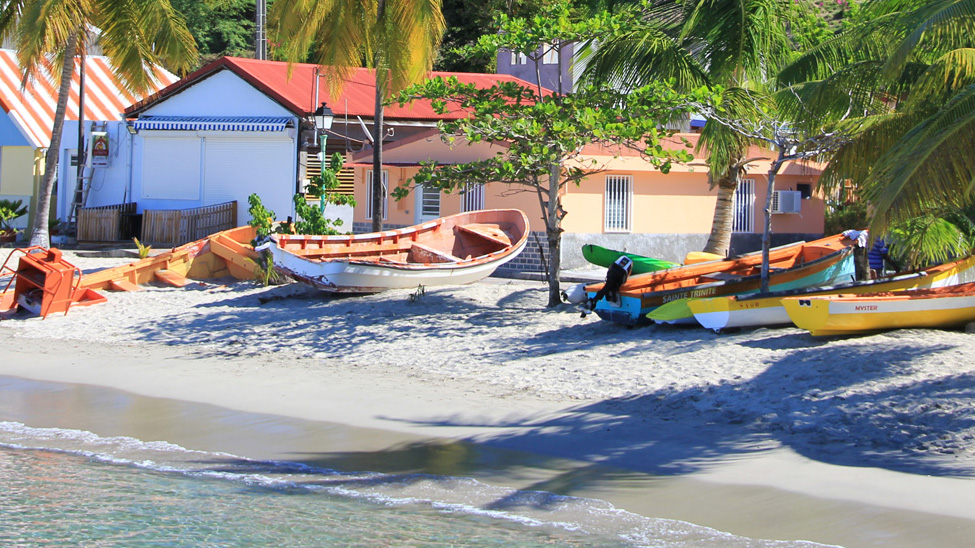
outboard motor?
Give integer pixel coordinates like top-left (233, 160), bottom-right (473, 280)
top-left (586, 255), bottom-right (633, 313)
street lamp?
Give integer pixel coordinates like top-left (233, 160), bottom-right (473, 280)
top-left (314, 106), bottom-right (334, 152)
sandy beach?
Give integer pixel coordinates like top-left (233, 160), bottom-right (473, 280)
top-left (4, 247), bottom-right (975, 547)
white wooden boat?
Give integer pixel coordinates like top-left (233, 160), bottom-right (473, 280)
top-left (262, 210), bottom-right (529, 293)
top-left (685, 254), bottom-right (975, 331)
top-left (783, 281), bottom-right (975, 336)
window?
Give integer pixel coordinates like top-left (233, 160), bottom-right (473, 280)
top-left (365, 170), bottom-right (388, 220)
top-left (462, 183), bottom-right (485, 212)
top-left (732, 178), bottom-right (755, 232)
top-left (604, 175), bottom-right (632, 232)
top-left (417, 184), bottom-right (441, 221)
top-left (542, 43), bottom-right (558, 65)
top-left (511, 51), bottom-right (527, 65)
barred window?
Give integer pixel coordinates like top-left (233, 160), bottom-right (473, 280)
top-left (604, 175), bottom-right (632, 232)
top-left (365, 170), bottom-right (388, 220)
top-left (462, 183), bottom-right (485, 212)
top-left (417, 184), bottom-right (441, 220)
top-left (732, 178), bottom-right (755, 232)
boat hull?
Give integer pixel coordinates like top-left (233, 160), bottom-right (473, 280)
top-left (783, 282), bottom-right (975, 336)
top-left (269, 246), bottom-right (524, 293)
top-left (265, 210), bottom-right (529, 293)
top-left (688, 254), bottom-right (975, 331)
top-left (590, 242), bottom-right (857, 325)
top-left (581, 244), bottom-right (678, 275)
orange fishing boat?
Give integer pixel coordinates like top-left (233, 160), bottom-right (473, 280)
top-left (586, 233), bottom-right (859, 325)
top-left (263, 210), bottom-right (529, 293)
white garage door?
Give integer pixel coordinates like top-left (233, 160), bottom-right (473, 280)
top-left (203, 137), bottom-right (295, 223)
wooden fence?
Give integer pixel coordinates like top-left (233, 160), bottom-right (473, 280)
top-left (141, 201), bottom-right (238, 247)
top-left (77, 202), bottom-right (137, 243)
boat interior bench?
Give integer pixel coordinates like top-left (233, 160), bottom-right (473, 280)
top-left (457, 224), bottom-right (512, 247)
top-left (409, 242), bottom-right (463, 263)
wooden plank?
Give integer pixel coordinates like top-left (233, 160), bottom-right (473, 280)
top-left (154, 269), bottom-right (191, 287)
top-left (108, 279), bottom-right (140, 292)
top-left (457, 223), bottom-right (511, 247)
top-left (410, 242), bottom-right (461, 263)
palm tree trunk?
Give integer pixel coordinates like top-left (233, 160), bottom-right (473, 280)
top-left (30, 31), bottom-right (78, 248)
top-left (702, 173), bottom-right (737, 256)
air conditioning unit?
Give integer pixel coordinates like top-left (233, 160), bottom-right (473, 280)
top-left (771, 190), bottom-right (802, 214)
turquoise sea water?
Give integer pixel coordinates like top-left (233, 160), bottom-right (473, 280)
top-left (0, 376), bottom-right (833, 548)
top-left (0, 422), bottom-right (837, 548)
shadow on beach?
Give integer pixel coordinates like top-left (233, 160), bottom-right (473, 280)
top-left (129, 280), bottom-right (975, 480)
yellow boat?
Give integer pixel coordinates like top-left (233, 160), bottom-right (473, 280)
top-left (783, 281), bottom-right (975, 336)
top-left (684, 254), bottom-right (975, 331)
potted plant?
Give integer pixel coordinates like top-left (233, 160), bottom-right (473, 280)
top-left (0, 199), bottom-right (28, 243)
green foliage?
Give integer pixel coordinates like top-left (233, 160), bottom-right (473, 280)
top-left (293, 153), bottom-right (356, 235)
top-left (436, 0), bottom-right (545, 72)
top-left (171, 0), bottom-right (254, 66)
top-left (0, 199), bottom-right (28, 231)
top-left (249, 154), bottom-right (356, 239)
top-left (252, 248), bottom-right (283, 287)
top-left (886, 209), bottom-right (975, 269)
top-left (824, 200), bottom-right (870, 235)
top-left (132, 237), bottom-right (152, 260)
top-left (247, 193), bottom-right (277, 241)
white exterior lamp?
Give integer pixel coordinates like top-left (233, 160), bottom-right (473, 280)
top-left (314, 106), bottom-right (334, 152)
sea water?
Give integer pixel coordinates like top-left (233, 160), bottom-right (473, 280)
top-left (0, 380), bottom-right (833, 548)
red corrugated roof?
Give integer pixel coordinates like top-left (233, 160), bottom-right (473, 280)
top-left (126, 56), bottom-right (539, 121)
top-left (0, 49), bottom-right (177, 148)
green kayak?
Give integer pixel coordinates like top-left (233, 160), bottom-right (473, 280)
top-left (581, 244), bottom-right (679, 275)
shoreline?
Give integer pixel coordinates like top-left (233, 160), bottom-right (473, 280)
top-left (4, 334), bottom-right (975, 547)
top-left (4, 249), bottom-right (975, 546)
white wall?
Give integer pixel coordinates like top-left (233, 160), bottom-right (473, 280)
top-left (141, 70), bottom-right (292, 117)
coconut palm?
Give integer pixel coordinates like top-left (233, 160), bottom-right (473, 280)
top-left (778, 0), bottom-right (975, 252)
top-left (580, 0), bottom-right (799, 256)
top-left (270, 0), bottom-right (445, 233)
top-left (0, 0), bottom-right (198, 248)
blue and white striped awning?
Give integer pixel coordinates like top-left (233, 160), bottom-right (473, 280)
top-left (132, 115), bottom-right (294, 132)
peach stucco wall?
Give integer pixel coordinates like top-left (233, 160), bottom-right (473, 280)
top-left (352, 134), bottom-right (827, 236)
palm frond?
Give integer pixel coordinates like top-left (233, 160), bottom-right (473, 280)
top-left (885, 0), bottom-right (975, 78)
top-left (865, 84), bottom-right (975, 230)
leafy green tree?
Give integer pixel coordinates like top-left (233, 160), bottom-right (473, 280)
top-left (396, 1), bottom-right (707, 307)
top-left (0, 0), bottom-right (198, 248)
top-left (172, 0), bottom-right (254, 65)
top-left (269, 0), bottom-right (446, 233)
top-left (436, 0), bottom-right (544, 72)
top-left (581, 0), bottom-right (802, 257)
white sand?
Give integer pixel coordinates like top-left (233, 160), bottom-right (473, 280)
top-left (4, 247), bottom-right (975, 547)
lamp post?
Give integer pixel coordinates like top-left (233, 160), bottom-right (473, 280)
top-left (313, 106), bottom-right (335, 215)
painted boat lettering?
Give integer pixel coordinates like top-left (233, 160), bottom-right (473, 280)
top-left (854, 304), bottom-right (878, 311)
top-left (663, 287), bottom-right (716, 303)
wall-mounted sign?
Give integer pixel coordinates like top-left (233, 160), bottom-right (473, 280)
top-left (91, 131), bottom-right (110, 167)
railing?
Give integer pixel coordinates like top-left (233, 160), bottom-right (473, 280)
top-left (141, 201), bottom-right (238, 247)
top-left (77, 203), bottom-right (137, 243)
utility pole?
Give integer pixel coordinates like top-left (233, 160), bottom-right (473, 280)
top-left (255, 0), bottom-right (267, 60)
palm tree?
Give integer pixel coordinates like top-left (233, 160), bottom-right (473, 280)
top-left (270, 0), bottom-right (445, 233)
top-left (580, 0), bottom-right (799, 256)
top-left (0, 0), bottom-right (198, 248)
top-left (778, 0), bottom-right (975, 261)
